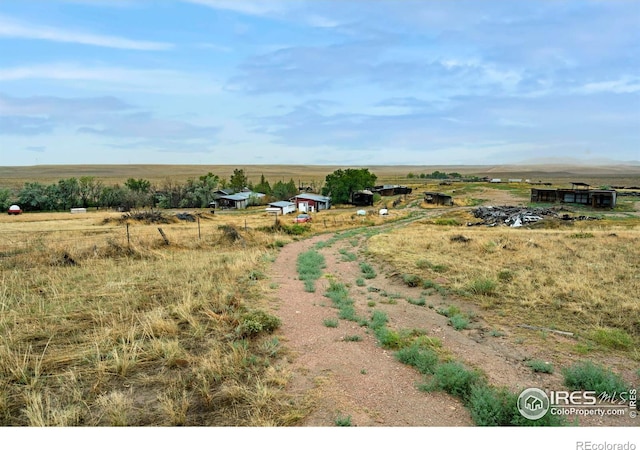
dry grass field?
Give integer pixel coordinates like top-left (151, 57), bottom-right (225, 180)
top-left (0, 164), bottom-right (638, 426)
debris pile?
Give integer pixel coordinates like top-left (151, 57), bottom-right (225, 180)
top-left (469, 206), bottom-right (558, 227)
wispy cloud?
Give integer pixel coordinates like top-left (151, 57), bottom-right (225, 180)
top-left (0, 64), bottom-right (221, 94)
top-left (182, 0), bottom-right (287, 16)
top-left (0, 14), bottom-right (173, 50)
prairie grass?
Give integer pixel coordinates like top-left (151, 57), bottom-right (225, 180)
top-left (0, 220), bottom-right (303, 426)
top-left (366, 222), bottom-right (640, 354)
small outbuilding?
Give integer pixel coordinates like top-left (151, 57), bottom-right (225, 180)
top-left (423, 192), bottom-right (453, 206)
top-left (266, 201), bottom-right (296, 215)
top-left (350, 190), bottom-right (374, 206)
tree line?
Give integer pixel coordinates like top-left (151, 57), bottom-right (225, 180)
top-left (1, 167), bottom-right (383, 212)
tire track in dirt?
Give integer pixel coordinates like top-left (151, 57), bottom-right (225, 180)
top-left (269, 233), bottom-right (472, 426)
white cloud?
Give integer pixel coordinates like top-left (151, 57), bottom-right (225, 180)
top-left (0, 64), bottom-right (221, 94)
top-left (0, 14), bottom-right (173, 50)
top-left (182, 0), bottom-right (287, 16)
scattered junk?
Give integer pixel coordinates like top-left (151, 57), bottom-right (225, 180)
top-left (356, 209), bottom-right (367, 216)
top-left (176, 212), bottom-right (196, 222)
top-left (469, 206), bottom-right (559, 227)
top-left (470, 206), bottom-right (602, 228)
top-left (7, 204), bottom-right (22, 215)
top-left (70, 208), bottom-right (87, 214)
top-left (424, 192), bottom-right (453, 206)
top-left (379, 208), bottom-right (389, 215)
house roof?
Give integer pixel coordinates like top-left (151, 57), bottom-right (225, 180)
top-left (221, 194), bottom-right (249, 201)
top-left (294, 193), bottom-right (331, 202)
top-left (354, 190), bottom-right (373, 195)
top-left (269, 201), bottom-right (295, 207)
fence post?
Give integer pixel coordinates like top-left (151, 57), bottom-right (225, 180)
top-left (197, 216), bottom-right (201, 240)
top-left (157, 227), bottom-right (169, 245)
top-left (245, 219), bottom-right (247, 231)
top-left (126, 223), bottom-right (130, 247)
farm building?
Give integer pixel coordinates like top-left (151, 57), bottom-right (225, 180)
top-left (265, 201), bottom-right (296, 215)
top-left (209, 190), bottom-right (266, 209)
top-left (530, 182), bottom-right (617, 208)
top-left (293, 193), bottom-right (331, 212)
top-left (423, 192), bottom-right (453, 206)
top-left (371, 185), bottom-right (412, 196)
top-left (350, 190), bottom-right (374, 206)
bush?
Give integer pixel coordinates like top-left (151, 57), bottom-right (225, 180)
top-left (526, 360), bottom-right (554, 374)
top-left (421, 361), bottom-right (484, 403)
top-left (449, 314), bottom-right (470, 331)
top-left (395, 344), bottom-right (439, 374)
top-left (402, 274), bottom-right (422, 287)
top-left (469, 385), bottom-right (565, 426)
top-left (359, 262), bottom-right (377, 279)
top-left (235, 310), bottom-right (281, 337)
top-left (355, 278), bottom-right (365, 287)
top-left (562, 361), bottom-right (628, 394)
top-left (323, 318), bottom-right (339, 328)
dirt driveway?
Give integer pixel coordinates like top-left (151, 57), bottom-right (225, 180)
top-left (268, 200), bottom-right (638, 427)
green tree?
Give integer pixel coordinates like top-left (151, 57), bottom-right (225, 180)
top-left (0, 188), bottom-right (13, 210)
top-left (321, 168), bottom-right (377, 205)
top-left (272, 179), bottom-right (298, 201)
top-left (254, 174), bottom-right (272, 195)
top-left (19, 182), bottom-right (51, 211)
top-left (79, 176), bottom-right (103, 208)
top-left (229, 168), bottom-right (248, 192)
top-left (57, 178), bottom-right (81, 210)
top-left (100, 185), bottom-right (128, 209)
top-left (124, 178), bottom-right (151, 193)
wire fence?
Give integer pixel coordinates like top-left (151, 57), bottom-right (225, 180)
top-left (0, 210), bottom-right (396, 263)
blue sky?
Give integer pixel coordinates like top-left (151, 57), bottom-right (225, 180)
top-left (0, 0), bottom-right (638, 166)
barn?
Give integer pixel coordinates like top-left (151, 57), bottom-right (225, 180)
top-left (293, 193), bottom-right (331, 212)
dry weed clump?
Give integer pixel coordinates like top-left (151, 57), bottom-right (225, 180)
top-left (0, 226), bottom-right (301, 425)
top-left (366, 223), bottom-right (640, 353)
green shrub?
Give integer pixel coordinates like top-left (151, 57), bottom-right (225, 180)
top-left (356, 278), bottom-right (365, 287)
top-left (406, 297), bottom-right (426, 306)
top-left (338, 248), bottom-right (357, 262)
top-left (359, 262), bottom-right (377, 279)
top-left (437, 305), bottom-right (461, 317)
top-left (343, 335), bottom-right (362, 342)
top-left (469, 385), bottom-right (565, 426)
top-left (235, 310), bottom-right (281, 337)
top-left (449, 314), bottom-right (470, 331)
top-left (590, 327), bottom-right (633, 350)
top-left (395, 344), bottom-right (439, 374)
top-left (334, 414), bottom-right (352, 426)
top-left (323, 318), bottom-right (339, 328)
top-left (369, 310), bottom-right (388, 330)
top-left (526, 360), bottom-right (554, 374)
top-left (402, 274), bottom-right (422, 287)
top-left (562, 361), bottom-right (628, 394)
top-left (421, 361), bottom-right (484, 403)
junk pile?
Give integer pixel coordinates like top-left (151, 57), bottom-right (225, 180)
top-left (469, 206), bottom-right (558, 227)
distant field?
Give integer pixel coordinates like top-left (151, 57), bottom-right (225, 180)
top-left (1, 163), bottom-right (639, 190)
